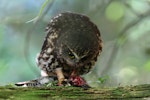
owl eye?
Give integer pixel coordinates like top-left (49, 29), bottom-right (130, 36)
top-left (68, 52), bottom-right (75, 59)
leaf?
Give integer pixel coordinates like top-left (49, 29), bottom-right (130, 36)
top-left (98, 75), bottom-right (110, 84)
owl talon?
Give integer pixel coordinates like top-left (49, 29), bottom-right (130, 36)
top-left (57, 79), bottom-right (70, 86)
top-left (57, 78), bottom-right (65, 86)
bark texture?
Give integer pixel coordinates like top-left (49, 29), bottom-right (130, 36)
top-left (0, 84), bottom-right (150, 99)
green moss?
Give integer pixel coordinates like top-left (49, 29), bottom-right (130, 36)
top-left (0, 84), bottom-right (150, 99)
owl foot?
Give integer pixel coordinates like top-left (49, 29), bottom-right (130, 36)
top-left (55, 68), bottom-right (67, 86)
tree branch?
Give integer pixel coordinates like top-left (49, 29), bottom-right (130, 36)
top-left (0, 84), bottom-right (150, 99)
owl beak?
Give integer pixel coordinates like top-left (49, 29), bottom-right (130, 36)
top-left (75, 60), bottom-right (79, 63)
top-left (75, 62), bottom-right (81, 68)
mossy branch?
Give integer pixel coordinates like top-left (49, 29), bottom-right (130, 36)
top-left (0, 84), bottom-right (150, 99)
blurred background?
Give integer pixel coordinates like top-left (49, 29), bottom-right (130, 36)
top-left (0, 0), bottom-right (150, 87)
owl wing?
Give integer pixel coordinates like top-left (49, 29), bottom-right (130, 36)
top-left (41, 38), bottom-right (50, 51)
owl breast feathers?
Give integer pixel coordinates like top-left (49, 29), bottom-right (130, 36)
top-left (36, 12), bottom-right (102, 85)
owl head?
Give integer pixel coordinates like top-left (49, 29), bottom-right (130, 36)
top-left (47, 12), bottom-right (102, 73)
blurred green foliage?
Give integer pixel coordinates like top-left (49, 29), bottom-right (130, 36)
top-left (0, 60), bottom-right (8, 78)
top-left (0, 25), bottom-right (4, 42)
top-left (144, 60), bottom-right (150, 71)
top-left (105, 1), bottom-right (125, 21)
top-left (0, 0), bottom-right (150, 87)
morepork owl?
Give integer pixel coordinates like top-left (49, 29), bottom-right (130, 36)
top-left (16, 12), bottom-right (102, 88)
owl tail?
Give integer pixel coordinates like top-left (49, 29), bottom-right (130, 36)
top-left (15, 76), bottom-right (57, 87)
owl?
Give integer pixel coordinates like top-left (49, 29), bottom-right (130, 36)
top-left (16, 12), bottom-right (102, 87)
